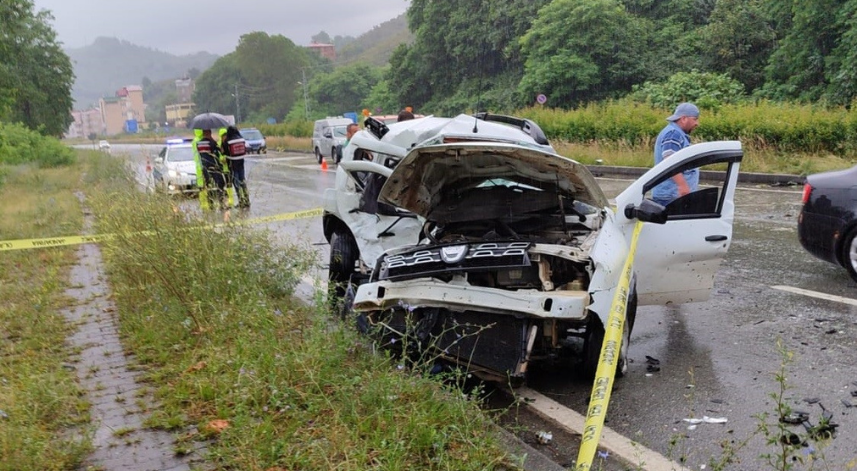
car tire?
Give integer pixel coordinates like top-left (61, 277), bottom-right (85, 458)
top-left (582, 291), bottom-right (636, 379)
top-left (315, 147), bottom-right (323, 164)
top-left (332, 147), bottom-right (338, 164)
top-left (842, 227), bottom-right (857, 282)
top-left (329, 230), bottom-right (359, 313)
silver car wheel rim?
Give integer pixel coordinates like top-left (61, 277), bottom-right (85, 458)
top-left (850, 236), bottom-right (857, 273)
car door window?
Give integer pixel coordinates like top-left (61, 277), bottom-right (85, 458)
top-left (642, 157), bottom-right (741, 220)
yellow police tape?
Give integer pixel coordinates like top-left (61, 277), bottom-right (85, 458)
top-left (0, 207), bottom-right (324, 252)
top-left (576, 220), bottom-right (644, 471)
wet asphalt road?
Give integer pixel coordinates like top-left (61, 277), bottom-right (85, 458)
top-left (116, 144), bottom-right (857, 469)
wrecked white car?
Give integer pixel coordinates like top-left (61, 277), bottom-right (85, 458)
top-left (323, 113), bottom-right (743, 382)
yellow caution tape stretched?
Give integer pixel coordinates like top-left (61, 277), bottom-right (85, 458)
top-left (576, 220), bottom-right (644, 471)
top-left (0, 207), bottom-right (324, 252)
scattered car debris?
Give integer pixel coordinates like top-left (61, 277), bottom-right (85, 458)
top-left (841, 399), bottom-right (853, 408)
top-left (780, 411), bottom-right (810, 424)
top-left (803, 397), bottom-right (821, 404)
top-left (850, 390), bottom-right (857, 397)
top-left (0, 409), bottom-right (8, 420)
top-left (536, 431), bottom-right (553, 445)
top-left (684, 416), bottom-right (728, 429)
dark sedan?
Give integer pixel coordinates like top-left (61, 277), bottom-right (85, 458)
top-left (798, 165), bottom-right (857, 281)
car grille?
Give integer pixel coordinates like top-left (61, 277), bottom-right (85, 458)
top-left (379, 241), bottom-right (532, 281)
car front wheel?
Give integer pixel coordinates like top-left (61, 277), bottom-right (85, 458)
top-left (329, 230), bottom-right (359, 316)
top-left (315, 147), bottom-right (323, 164)
top-left (582, 291), bottom-right (636, 379)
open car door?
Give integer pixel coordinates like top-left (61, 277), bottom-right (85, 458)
top-left (614, 141), bottom-right (743, 305)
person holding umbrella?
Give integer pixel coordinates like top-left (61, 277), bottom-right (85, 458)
top-left (189, 113), bottom-right (233, 212)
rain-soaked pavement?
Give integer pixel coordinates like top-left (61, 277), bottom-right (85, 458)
top-left (106, 144), bottom-right (857, 470)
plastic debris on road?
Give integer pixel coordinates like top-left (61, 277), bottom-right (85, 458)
top-left (536, 430), bottom-right (553, 445)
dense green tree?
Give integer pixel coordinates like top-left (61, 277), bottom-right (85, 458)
top-left (388, 0), bottom-right (549, 112)
top-left (307, 63), bottom-right (383, 117)
top-left (192, 54), bottom-right (242, 119)
top-left (0, 0), bottom-right (74, 136)
top-left (312, 31), bottom-right (332, 44)
top-left (233, 32), bottom-right (306, 121)
top-left (193, 32), bottom-right (308, 123)
top-left (825, 0), bottom-right (857, 105)
top-left (518, 0), bottom-right (649, 106)
top-left (701, 0), bottom-right (775, 92)
top-left (763, 0), bottom-right (842, 101)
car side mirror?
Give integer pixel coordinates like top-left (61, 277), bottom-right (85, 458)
top-left (624, 200), bottom-right (667, 224)
top-left (323, 131), bottom-right (332, 138)
top-left (154, 157), bottom-right (164, 164)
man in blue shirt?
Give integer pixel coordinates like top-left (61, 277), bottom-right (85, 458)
top-left (652, 102), bottom-right (700, 206)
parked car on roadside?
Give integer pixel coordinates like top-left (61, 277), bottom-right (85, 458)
top-left (313, 117), bottom-right (354, 164)
top-left (152, 138), bottom-right (198, 196)
top-left (323, 113), bottom-right (744, 382)
top-left (239, 128), bottom-right (266, 154)
top-left (798, 166), bottom-right (857, 281)
top-left (98, 140), bottom-right (111, 153)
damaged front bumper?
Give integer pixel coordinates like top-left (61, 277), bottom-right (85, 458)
top-left (353, 278), bottom-right (589, 320)
top-left (352, 278), bottom-right (590, 381)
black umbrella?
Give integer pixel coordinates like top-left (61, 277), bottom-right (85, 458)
top-left (188, 112), bottom-right (231, 130)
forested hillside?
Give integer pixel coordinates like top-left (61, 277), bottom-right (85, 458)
top-left (66, 37), bottom-right (218, 108)
top-left (337, 14), bottom-right (413, 66)
top-left (384, 0), bottom-right (857, 113)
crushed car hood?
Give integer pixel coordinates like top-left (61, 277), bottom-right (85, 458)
top-left (380, 142), bottom-right (608, 221)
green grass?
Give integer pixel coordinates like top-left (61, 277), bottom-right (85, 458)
top-left (87, 185), bottom-right (516, 470)
top-left (0, 154), bottom-right (117, 471)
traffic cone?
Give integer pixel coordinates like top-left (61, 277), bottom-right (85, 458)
top-left (321, 158), bottom-right (328, 171)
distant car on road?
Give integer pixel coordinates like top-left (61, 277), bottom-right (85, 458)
top-left (312, 117), bottom-right (353, 164)
top-left (239, 128), bottom-right (266, 154)
top-left (798, 166), bottom-right (857, 281)
top-left (152, 138), bottom-right (198, 196)
top-left (98, 140), bottom-right (111, 152)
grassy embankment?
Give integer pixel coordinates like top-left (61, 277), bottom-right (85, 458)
top-left (2, 130), bottom-right (519, 470)
top-left (0, 122), bottom-right (98, 470)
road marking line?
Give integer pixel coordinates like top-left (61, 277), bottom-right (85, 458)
top-left (771, 285), bottom-right (857, 306)
top-left (514, 386), bottom-right (691, 471)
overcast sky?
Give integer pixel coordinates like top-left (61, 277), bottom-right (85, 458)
top-left (31, 0), bottom-right (410, 55)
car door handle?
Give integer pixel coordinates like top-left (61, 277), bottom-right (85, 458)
top-left (705, 235), bottom-right (728, 242)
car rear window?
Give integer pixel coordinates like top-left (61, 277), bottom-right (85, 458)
top-left (241, 129), bottom-right (263, 140)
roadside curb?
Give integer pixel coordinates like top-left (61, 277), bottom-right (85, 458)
top-left (514, 387), bottom-right (692, 471)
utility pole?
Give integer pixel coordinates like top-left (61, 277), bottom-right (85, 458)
top-left (301, 68), bottom-right (309, 120)
top-left (234, 83), bottom-right (240, 124)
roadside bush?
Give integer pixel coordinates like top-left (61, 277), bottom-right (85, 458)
top-left (0, 122), bottom-right (76, 167)
top-left (630, 70), bottom-right (746, 109)
top-left (255, 120), bottom-right (312, 138)
top-left (520, 100), bottom-right (857, 155)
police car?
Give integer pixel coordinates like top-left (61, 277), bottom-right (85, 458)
top-left (153, 138), bottom-right (199, 195)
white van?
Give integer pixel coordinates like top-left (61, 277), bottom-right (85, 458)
top-left (312, 117), bottom-right (354, 164)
